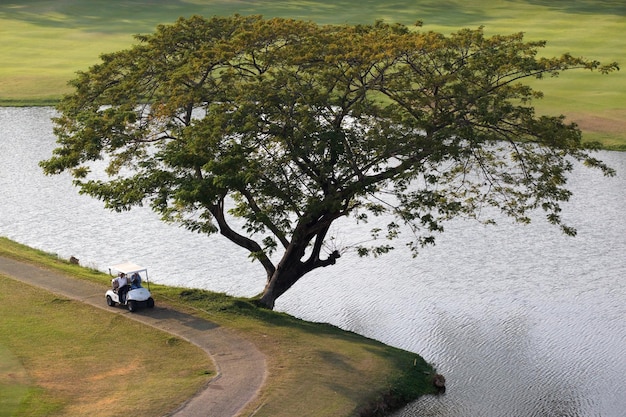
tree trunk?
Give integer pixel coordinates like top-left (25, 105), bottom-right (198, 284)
top-left (257, 243), bottom-right (341, 309)
top-left (257, 217), bottom-right (342, 309)
top-left (258, 253), bottom-right (306, 310)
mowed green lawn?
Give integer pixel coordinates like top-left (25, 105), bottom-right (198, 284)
top-left (1, 0), bottom-right (624, 147)
top-left (0, 275), bottom-right (213, 417)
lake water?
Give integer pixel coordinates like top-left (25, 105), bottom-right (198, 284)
top-left (1, 107), bottom-right (625, 416)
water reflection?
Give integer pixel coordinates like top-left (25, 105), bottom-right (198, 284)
top-left (1, 107), bottom-right (625, 416)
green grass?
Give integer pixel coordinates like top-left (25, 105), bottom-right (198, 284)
top-left (1, 0), bottom-right (623, 147)
top-left (0, 345), bottom-right (30, 417)
top-left (0, 237), bottom-right (437, 417)
top-left (0, 275), bottom-right (214, 417)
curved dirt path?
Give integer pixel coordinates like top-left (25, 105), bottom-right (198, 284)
top-left (0, 255), bottom-right (266, 417)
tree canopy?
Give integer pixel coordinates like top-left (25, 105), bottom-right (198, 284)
top-left (41, 15), bottom-right (618, 308)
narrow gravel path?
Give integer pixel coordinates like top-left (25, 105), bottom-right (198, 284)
top-left (0, 255), bottom-right (267, 417)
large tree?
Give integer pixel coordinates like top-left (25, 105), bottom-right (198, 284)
top-left (41, 15), bottom-right (617, 309)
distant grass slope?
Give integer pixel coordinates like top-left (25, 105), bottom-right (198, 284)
top-left (1, 0), bottom-right (623, 148)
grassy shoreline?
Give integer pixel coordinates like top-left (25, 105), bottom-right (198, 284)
top-left (1, 1), bottom-right (624, 149)
top-left (4, 99), bottom-right (625, 151)
top-left (0, 236), bottom-right (438, 417)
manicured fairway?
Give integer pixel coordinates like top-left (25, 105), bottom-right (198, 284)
top-left (1, 0), bottom-right (624, 146)
top-left (0, 275), bottom-right (213, 417)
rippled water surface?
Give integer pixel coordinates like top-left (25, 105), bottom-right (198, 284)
top-left (1, 107), bottom-right (625, 416)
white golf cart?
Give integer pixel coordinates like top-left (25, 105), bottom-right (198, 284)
top-left (106, 262), bottom-right (154, 312)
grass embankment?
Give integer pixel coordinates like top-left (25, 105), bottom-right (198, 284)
top-left (0, 0), bottom-right (624, 149)
top-left (0, 237), bottom-right (437, 417)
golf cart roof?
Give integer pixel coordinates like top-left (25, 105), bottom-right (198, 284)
top-left (109, 262), bottom-right (147, 275)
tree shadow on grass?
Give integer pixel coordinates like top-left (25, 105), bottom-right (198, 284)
top-left (518, 0), bottom-right (626, 16)
top-left (0, 0), bottom-right (214, 34)
top-left (317, 349), bottom-right (356, 371)
top-left (0, 0), bottom-right (498, 33)
top-left (2, 0), bottom-right (624, 38)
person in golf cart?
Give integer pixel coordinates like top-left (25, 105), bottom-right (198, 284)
top-left (130, 272), bottom-right (142, 289)
top-left (106, 262), bottom-right (154, 311)
top-left (112, 272), bottom-right (130, 303)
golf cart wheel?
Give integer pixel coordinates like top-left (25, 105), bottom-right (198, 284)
top-left (106, 295), bottom-right (116, 307)
top-left (128, 300), bottom-right (137, 312)
top-left (147, 297), bottom-right (155, 308)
